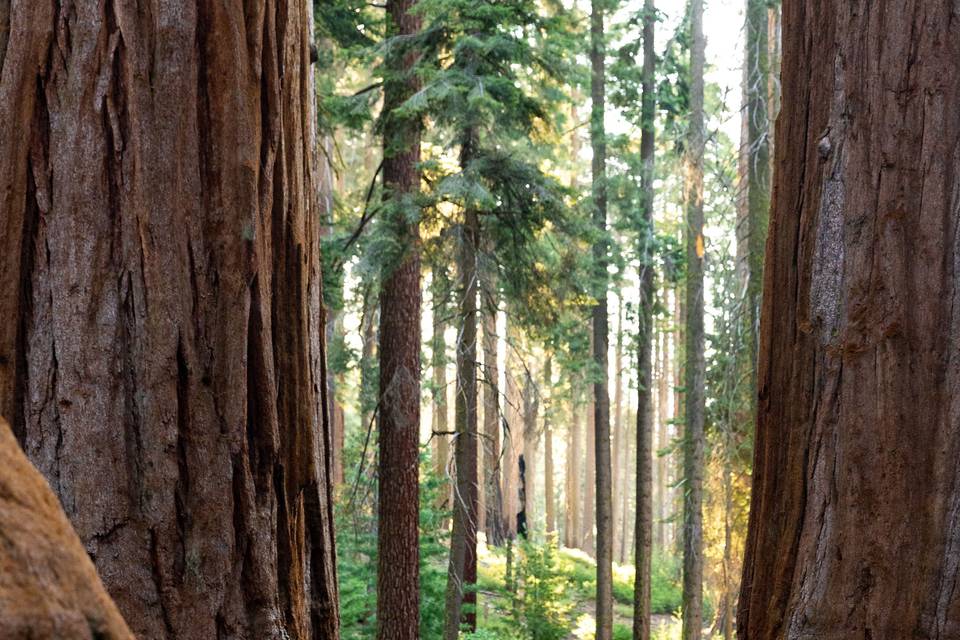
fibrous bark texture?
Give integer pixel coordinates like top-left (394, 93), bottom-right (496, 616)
top-left (0, 419), bottom-right (133, 639)
top-left (0, 3), bottom-right (339, 638)
top-left (376, 0), bottom-right (422, 636)
top-left (739, 2), bottom-right (960, 639)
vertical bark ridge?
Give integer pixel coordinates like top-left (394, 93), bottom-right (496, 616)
top-left (0, 2), bottom-right (339, 638)
top-left (740, 2), bottom-right (960, 638)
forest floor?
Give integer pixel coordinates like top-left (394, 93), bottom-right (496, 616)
top-left (475, 539), bottom-right (686, 640)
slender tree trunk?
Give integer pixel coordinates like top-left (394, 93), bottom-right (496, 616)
top-left (377, 0), bottom-right (422, 635)
top-left (502, 318), bottom-right (522, 538)
top-left (566, 394), bottom-right (582, 548)
top-left (682, 0), bottom-right (706, 638)
top-left (522, 369), bottom-right (540, 532)
top-left (444, 189), bottom-right (480, 638)
top-left (360, 283), bottom-right (379, 437)
top-left (739, 0), bottom-right (771, 409)
top-left (656, 314), bottom-right (670, 552)
top-left (481, 253), bottom-right (505, 546)
top-left (721, 455), bottom-right (734, 640)
top-left (0, 3), bottom-right (340, 637)
top-left (591, 0), bottom-right (613, 633)
top-left (619, 405), bottom-right (633, 564)
top-left (612, 301), bottom-right (624, 559)
top-left (319, 131), bottom-right (345, 488)
top-left (633, 2), bottom-right (656, 635)
top-left (582, 376), bottom-right (597, 555)
top-left (739, 2), bottom-right (960, 637)
top-left (544, 358), bottom-right (556, 535)
top-left (432, 269), bottom-right (451, 511)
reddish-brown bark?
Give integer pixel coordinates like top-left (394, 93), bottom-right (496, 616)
top-left (376, 0), bottom-right (423, 636)
top-left (739, 2), bottom-right (960, 638)
top-left (0, 3), bottom-right (339, 638)
top-left (0, 418), bottom-right (133, 639)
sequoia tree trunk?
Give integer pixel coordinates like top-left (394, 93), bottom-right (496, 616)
top-left (738, 2), bottom-right (960, 638)
top-left (682, 0), bottom-right (706, 638)
top-left (377, 0), bottom-right (422, 635)
top-left (0, 419), bottom-right (133, 639)
top-left (0, 2), bottom-right (340, 638)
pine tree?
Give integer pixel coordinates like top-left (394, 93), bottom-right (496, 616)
top-left (633, 2), bottom-right (657, 637)
top-left (376, 0), bottom-right (424, 636)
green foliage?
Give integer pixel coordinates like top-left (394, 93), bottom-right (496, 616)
top-left (336, 447), bottom-right (450, 640)
top-left (511, 536), bottom-right (572, 640)
top-left (613, 623), bottom-right (633, 640)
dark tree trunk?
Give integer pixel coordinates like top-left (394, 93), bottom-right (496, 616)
top-left (682, 0), bottom-right (706, 638)
top-left (377, 0), bottom-right (422, 636)
top-left (612, 302), bottom-right (624, 559)
top-left (444, 193), bottom-right (479, 639)
top-left (739, 2), bottom-right (960, 638)
top-left (0, 418), bottom-right (133, 639)
top-left (591, 0), bottom-right (613, 634)
top-left (522, 368), bottom-right (540, 530)
top-left (0, 3), bottom-right (339, 637)
top-left (633, 2), bottom-right (656, 636)
top-left (565, 394), bottom-right (582, 549)
top-left (481, 254), bottom-right (505, 546)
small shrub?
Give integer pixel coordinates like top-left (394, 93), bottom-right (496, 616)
top-left (511, 535), bottom-right (573, 640)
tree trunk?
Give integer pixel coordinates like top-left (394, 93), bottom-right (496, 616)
top-left (582, 377), bottom-right (597, 556)
top-left (544, 358), bottom-right (556, 535)
top-left (444, 189), bottom-right (480, 638)
top-left (319, 132), bottom-right (345, 488)
top-left (739, 2), bottom-right (960, 637)
top-left (502, 318), bottom-right (522, 538)
top-left (591, 0), bottom-right (613, 633)
top-left (656, 302), bottom-right (670, 552)
top-left (0, 419), bottom-right (133, 639)
top-left (0, 3), bottom-right (339, 637)
top-left (618, 410), bottom-right (630, 564)
top-left (432, 269), bottom-right (452, 512)
top-left (361, 282), bottom-right (379, 438)
top-left (737, 0), bottom-right (772, 418)
top-left (566, 394), bottom-right (582, 549)
top-left (612, 301), bottom-right (624, 560)
top-left (522, 368), bottom-right (540, 533)
top-left (633, 2), bottom-right (656, 635)
top-left (682, 0), bottom-right (705, 638)
top-left (481, 253), bottom-right (505, 546)
top-left (377, 0), bottom-right (422, 635)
